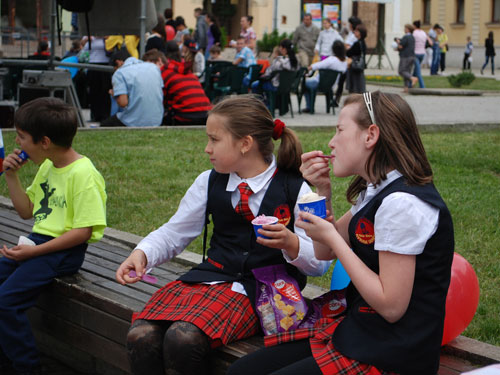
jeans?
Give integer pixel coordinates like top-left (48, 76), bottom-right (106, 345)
top-left (0, 233), bottom-right (87, 373)
top-left (413, 54), bottom-right (425, 88)
top-left (430, 44), bottom-right (441, 75)
top-left (303, 78), bottom-right (319, 110)
top-left (482, 55), bottom-right (495, 74)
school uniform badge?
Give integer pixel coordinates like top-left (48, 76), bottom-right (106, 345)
top-left (355, 217), bottom-right (375, 245)
top-left (274, 204), bottom-right (291, 226)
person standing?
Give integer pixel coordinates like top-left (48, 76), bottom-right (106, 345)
top-left (193, 8), bottom-right (208, 53)
top-left (463, 36), bottom-right (473, 70)
top-left (145, 15), bottom-right (167, 54)
top-left (346, 24), bottom-right (367, 94)
top-left (429, 24), bottom-right (441, 75)
top-left (292, 13), bottom-right (320, 67)
top-left (240, 15), bottom-right (257, 54)
top-left (412, 20), bottom-right (427, 88)
top-left (344, 16), bottom-right (362, 49)
top-left (481, 31), bottom-right (496, 75)
top-left (205, 13), bottom-right (221, 60)
top-left (314, 18), bottom-right (343, 60)
top-left (397, 24), bottom-right (418, 92)
top-left (438, 26), bottom-right (448, 73)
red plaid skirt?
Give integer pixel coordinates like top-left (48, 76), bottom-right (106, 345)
top-left (133, 281), bottom-right (259, 348)
top-left (264, 316), bottom-right (394, 375)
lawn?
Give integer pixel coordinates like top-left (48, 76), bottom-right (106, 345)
top-left (366, 74), bottom-right (500, 91)
top-left (1, 128), bottom-right (499, 346)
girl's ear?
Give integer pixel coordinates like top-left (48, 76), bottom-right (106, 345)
top-left (365, 124), bottom-right (380, 150)
top-left (240, 135), bottom-right (254, 155)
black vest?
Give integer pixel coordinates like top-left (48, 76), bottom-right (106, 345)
top-left (332, 177), bottom-right (454, 375)
top-left (178, 169), bottom-right (307, 307)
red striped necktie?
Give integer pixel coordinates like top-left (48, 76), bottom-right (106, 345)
top-left (235, 182), bottom-right (255, 222)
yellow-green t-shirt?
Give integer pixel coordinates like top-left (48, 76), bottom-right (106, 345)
top-left (26, 156), bottom-right (107, 243)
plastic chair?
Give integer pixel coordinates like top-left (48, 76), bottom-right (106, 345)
top-left (213, 65), bottom-right (248, 97)
top-left (291, 67), bottom-right (307, 114)
top-left (247, 64), bottom-right (263, 87)
top-left (310, 69), bottom-right (341, 115)
top-left (203, 60), bottom-right (233, 101)
top-left (264, 70), bottom-right (297, 118)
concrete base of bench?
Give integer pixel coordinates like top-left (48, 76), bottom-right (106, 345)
top-left (0, 198), bottom-right (499, 375)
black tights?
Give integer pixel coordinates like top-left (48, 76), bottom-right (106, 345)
top-left (126, 319), bottom-right (211, 375)
top-left (227, 340), bottom-right (322, 375)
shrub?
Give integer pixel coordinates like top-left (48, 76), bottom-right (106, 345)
top-left (448, 72), bottom-right (475, 88)
top-left (257, 29), bottom-right (294, 52)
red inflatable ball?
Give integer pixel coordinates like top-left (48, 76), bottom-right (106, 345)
top-left (441, 253), bottom-right (480, 346)
top-left (165, 25), bottom-right (176, 41)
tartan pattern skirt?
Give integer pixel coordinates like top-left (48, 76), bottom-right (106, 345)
top-left (132, 280), bottom-right (260, 348)
top-left (264, 316), bottom-right (396, 375)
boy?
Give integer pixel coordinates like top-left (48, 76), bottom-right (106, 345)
top-left (208, 45), bottom-right (222, 61)
top-left (1, 97), bottom-right (107, 375)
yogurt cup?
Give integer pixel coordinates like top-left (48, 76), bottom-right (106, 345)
top-left (298, 194), bottom-right (327, 219)
top-left (251, 215), bottom-right (279, 239)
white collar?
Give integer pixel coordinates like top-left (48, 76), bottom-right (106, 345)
top-left (362, 170), bottom-right (402, 203)
top-left (227, 156), bottom-right (277, 194)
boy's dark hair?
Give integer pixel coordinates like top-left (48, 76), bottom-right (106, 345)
top-left (165, 41), bottom-right (182, 62)
top-left (175, 16), bottom-right (186, 27)
top-left (413, 20), bottom-right (421, 29)
top-left (110, 48), bottom-right (131, 66)
top-left (210, 45), bottom-right (221, 54)
top-left (164, 8), bottom-right (173, 19)
top-left (15, 97), bottom-right (77, 148)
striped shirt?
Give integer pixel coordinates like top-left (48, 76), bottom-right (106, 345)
top-left (161, 60), bottom-right (212, 122)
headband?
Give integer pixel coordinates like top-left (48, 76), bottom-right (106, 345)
top-left (273, 119), bottom-right (285, 140)
top-left (362, 92), bottom-right (376, 124)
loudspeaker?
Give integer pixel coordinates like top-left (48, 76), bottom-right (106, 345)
top-left (17, 85), bottom-right (65, 107)
top-left (0, 101), bottom-right (15, 128)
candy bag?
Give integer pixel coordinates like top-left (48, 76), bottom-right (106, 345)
top-left (252, 264), bottom-right (309, 335)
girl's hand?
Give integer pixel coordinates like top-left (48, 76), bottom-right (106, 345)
top-left (296, 212), bottom-right (339, 249)
top-left (0, 244), bottom-right (36, 261)
top-left (300, 151), bottom-right (332, 197)
top-left (3, 150), bottom-right (28, 174)
top-left (116, 249), bottom-right (147, 285)
top-left (256, 224), bottom-right (299, 257)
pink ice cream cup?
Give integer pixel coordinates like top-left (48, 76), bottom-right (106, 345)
top-left (251, 215), bottom-right (279, 239)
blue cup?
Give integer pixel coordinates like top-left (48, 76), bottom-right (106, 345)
top-left (298, 197), bottom-right (327, 219)
top-left (252, 216), bottom-right (278, 239)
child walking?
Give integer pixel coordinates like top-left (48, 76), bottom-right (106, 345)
top-left (115, 95), bottom-right (330, 375)
top-left (228, 91), bottom-right (454, 375)
top-left (1, 97), bottom-right (107, 375)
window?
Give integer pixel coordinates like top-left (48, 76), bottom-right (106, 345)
top-left (456, 0), bottom-right (464, 23)
top-left (494, 0), bottom-right (500, 23)
top-left (423, 0), bottom-right (431, 25)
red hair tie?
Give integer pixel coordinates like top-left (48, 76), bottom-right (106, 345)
top-left (273, 119), bottom-right (285, 140)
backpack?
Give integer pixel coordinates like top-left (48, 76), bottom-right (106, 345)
top-left (56, 0), bottom-right (94, 48)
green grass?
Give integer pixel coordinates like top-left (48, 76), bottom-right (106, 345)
top-left (1, 128), bottom-right (499, 346)
top-left (366, 74), bottom-right (500, 91)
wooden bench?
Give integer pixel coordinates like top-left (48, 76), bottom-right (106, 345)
top-left (0, 201), bottom-right (499, 374)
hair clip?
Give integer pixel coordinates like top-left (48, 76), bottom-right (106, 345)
top-left (362, 92), bottom-right (376, 124)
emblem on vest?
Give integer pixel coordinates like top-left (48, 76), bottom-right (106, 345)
top-left (355, 217), bottom-right (375, 245)
top-left (274, 204), bottom-right (291, 226)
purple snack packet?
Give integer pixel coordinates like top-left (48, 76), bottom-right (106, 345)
top-left (296, 289), bottom-right (347, 329)
top-left (252, 264), bottom-right (309, 335)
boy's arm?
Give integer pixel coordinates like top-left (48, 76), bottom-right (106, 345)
top-left (1, 227), bottom-right (92, 262)
top-left (3, 152), bottom-right (34, 219)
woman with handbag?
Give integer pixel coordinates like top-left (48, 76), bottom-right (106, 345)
top-left (346, 24), bottom-right (367, 94)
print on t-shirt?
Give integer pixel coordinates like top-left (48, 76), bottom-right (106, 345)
top-left (34, 180), bottom-right (55, 223)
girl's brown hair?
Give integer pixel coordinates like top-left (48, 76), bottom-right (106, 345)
top-left (209, 95), bottom-right (303, 175)
top-left (343, 91), bottom-right (433, 204)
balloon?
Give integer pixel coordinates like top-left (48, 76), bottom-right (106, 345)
top-left (441, 253), bottom-right (480, 346)
top-left (165, 25), bottom-right (176, 41)
top-left (330, 259), bottom-right (351, 290)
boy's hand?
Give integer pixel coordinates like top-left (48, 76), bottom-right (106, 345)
top-left (3, 150), bottom-right (28, 174)
top-left (116, 249), bottom-right (147, 285)
top-left (256, 224), bottom-right (299, 257)
top-left (1, 244), bottom-right (36, 262)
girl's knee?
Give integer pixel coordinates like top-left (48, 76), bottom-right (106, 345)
top-left (163, 321), bottom-right (210, 361)
top-left (126, 320), bottom-right (165, 348)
